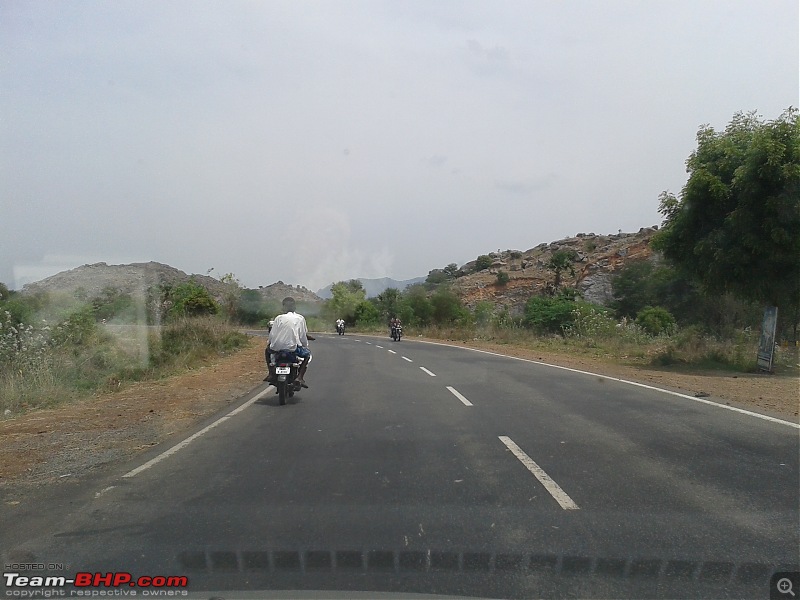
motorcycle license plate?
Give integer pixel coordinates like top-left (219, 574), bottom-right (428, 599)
top-left (276, 367), bottom-right (291, 375)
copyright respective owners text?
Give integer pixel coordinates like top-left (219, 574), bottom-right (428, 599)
top-left (3, 570), bottom-right (190, 598)
top-left (772, 572), bottom-right (800, 600)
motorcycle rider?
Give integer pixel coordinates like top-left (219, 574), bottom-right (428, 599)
top-left (336, 318), bottom-right (345, 333)
top-left (265, 296), bottom-right (313, 388)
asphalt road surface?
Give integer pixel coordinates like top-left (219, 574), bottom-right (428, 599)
top-left (2, 333), bottom-right (798, 599)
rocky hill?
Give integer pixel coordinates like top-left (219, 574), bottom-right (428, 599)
top-left (316, 276), bottom-right (427, 299)
top-left (20, 262), bottom-right (234, 302)
top-left (255, 281), bottom-right (323, 304)
top-left (451, 227), bottom-right (660, 315)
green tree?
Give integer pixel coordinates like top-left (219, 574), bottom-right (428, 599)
top-left (425, 269), bottom-right (447, 285)
top-left (170, 280), bottom-right (220, 318)
top-left (496, 271), bottom-right (510, 286)
top-left (475, 255), bottom-right (492, 271)
top-left (374, 288), bottom-right (403, 321)
top-left (404, 285), bottom-right (433, 326)
top-left (546, 250), bottom-right (578, 292)
top-left (652, 108), bottom-right (800, 335)
top-left (443, 263), bottom-right (459, 279)
top-left (354, 301), bottom-right (380, 326)
top-left (324, 280), bottom-right (366, 324)
top-left (430, 288), bottom-right (467, 324)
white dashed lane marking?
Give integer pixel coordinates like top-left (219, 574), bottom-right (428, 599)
top-left (446, 386), bottom-right (473, 406)
top-left (499, 436), bottom-right (579, 510)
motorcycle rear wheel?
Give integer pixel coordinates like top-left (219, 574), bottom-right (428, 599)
top-left (277, 381), bottom-right (287, 405)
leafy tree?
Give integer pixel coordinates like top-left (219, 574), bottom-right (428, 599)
top-left (546, 250), bottom-right (578, 292)
top-left (612, 260), bottom-right (761, 333)
top-left (425, 269), bottom-right (448, 285)
top-left (430, 288), bottom-right (467, 324)
top-left (404, 285), bottom-right (433, 326)
top-left (443, 263), bottom-right (459, 279)
top-left (374, 287), bottom-right (403, 321)
top-left (652, 108), bottom-right (800, 336)
top-left (170, 280), bottom-right (219, 318)
top-left (324, 280), bottom-right (366, 324)
top-left (496, 271), bottom-right (510, 286)
top-left (354, 301), bottom-right (380, 326)
top-left (475, 255), bottom-right (492, 271)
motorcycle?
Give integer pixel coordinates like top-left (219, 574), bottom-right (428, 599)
top-left (391, 324), bottom-right (403, 342)
top-left (269, 350), bottom-right (304, 406)
top-left (336, 322), bottom-right (345, 335)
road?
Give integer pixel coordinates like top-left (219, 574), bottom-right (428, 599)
top-left (2, 333), bottom-right (798, 599)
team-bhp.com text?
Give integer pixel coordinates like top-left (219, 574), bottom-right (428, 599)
top-left (4, 573), bottom-right (189, 597)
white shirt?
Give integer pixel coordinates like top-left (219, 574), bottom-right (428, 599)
top-left (268, 311), bottom-right (309, 351)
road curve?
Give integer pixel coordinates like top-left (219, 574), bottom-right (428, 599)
top-left (1, 333), bottom-right (797, 599)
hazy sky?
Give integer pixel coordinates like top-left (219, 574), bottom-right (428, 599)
top-left (2, 1), bottom-right (798, 291)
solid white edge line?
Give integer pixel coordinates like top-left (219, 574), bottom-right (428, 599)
top-left (499, 436), bottom-right (579, 510)
top-left (402, 338), bottom-right (799, 429)
top-left (122, 387), bottom-right (271, 478)
top-left (446, 386), bottom-right (473, 406)
top-left (402, 356), bottom-right (413, 362)
top-left (420, 367), bottom-right (436, 377)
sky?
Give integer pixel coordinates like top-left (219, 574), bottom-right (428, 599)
top-left (1, 1), bottom-right (798, 292)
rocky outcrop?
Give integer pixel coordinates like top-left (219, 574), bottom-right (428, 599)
top-left (451, 227), bottom-right (660, 313)
top-left (257, 281), bottom-right (323, 304)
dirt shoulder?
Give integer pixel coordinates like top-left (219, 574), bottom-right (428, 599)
top-left (1, 334), bottom-right (797, 496)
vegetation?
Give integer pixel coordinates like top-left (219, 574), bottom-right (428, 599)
top-left (545, 249), bottom-right (578, 293)
top-left (0, 285), bottom-right (249, 415)
top-left (475, 255), bottom-right (493, 271)
top-left (653, 107), bottom-right (800, 339)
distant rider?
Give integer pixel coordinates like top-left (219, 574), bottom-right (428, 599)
top-left (265, 297), bottom-right (313, 388)
top-left (336, 318), bottom-right (345, 333)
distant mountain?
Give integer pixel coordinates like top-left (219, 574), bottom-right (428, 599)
top-left (316, 276), bottom-right (426, 299)
top-left (20, 261), bottom-right (232, 301)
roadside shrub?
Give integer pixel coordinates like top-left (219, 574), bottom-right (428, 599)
top-left (636, 306), bottom-right (676, 336)
top-left (564, 303), bottom-right (616, 339)
top-left (523, 296), bottom-right (576, 334)
top-left (152, 318), bottom-right (247, 367)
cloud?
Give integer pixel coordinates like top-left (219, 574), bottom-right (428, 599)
top-left (494, 173), bottom-right (557, 195)
top-left (467, 39), bottom-right (510, 62)
top-left (423, 155), bottom-right (448, 167)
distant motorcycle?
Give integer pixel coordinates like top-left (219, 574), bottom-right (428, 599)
top-left (391, 324), bottom-right (403, 342)
top-left (336, 322), bottom-right (345, 335)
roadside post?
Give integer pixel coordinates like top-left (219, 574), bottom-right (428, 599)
top-left (757, 306), bottom-right (778, 373)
